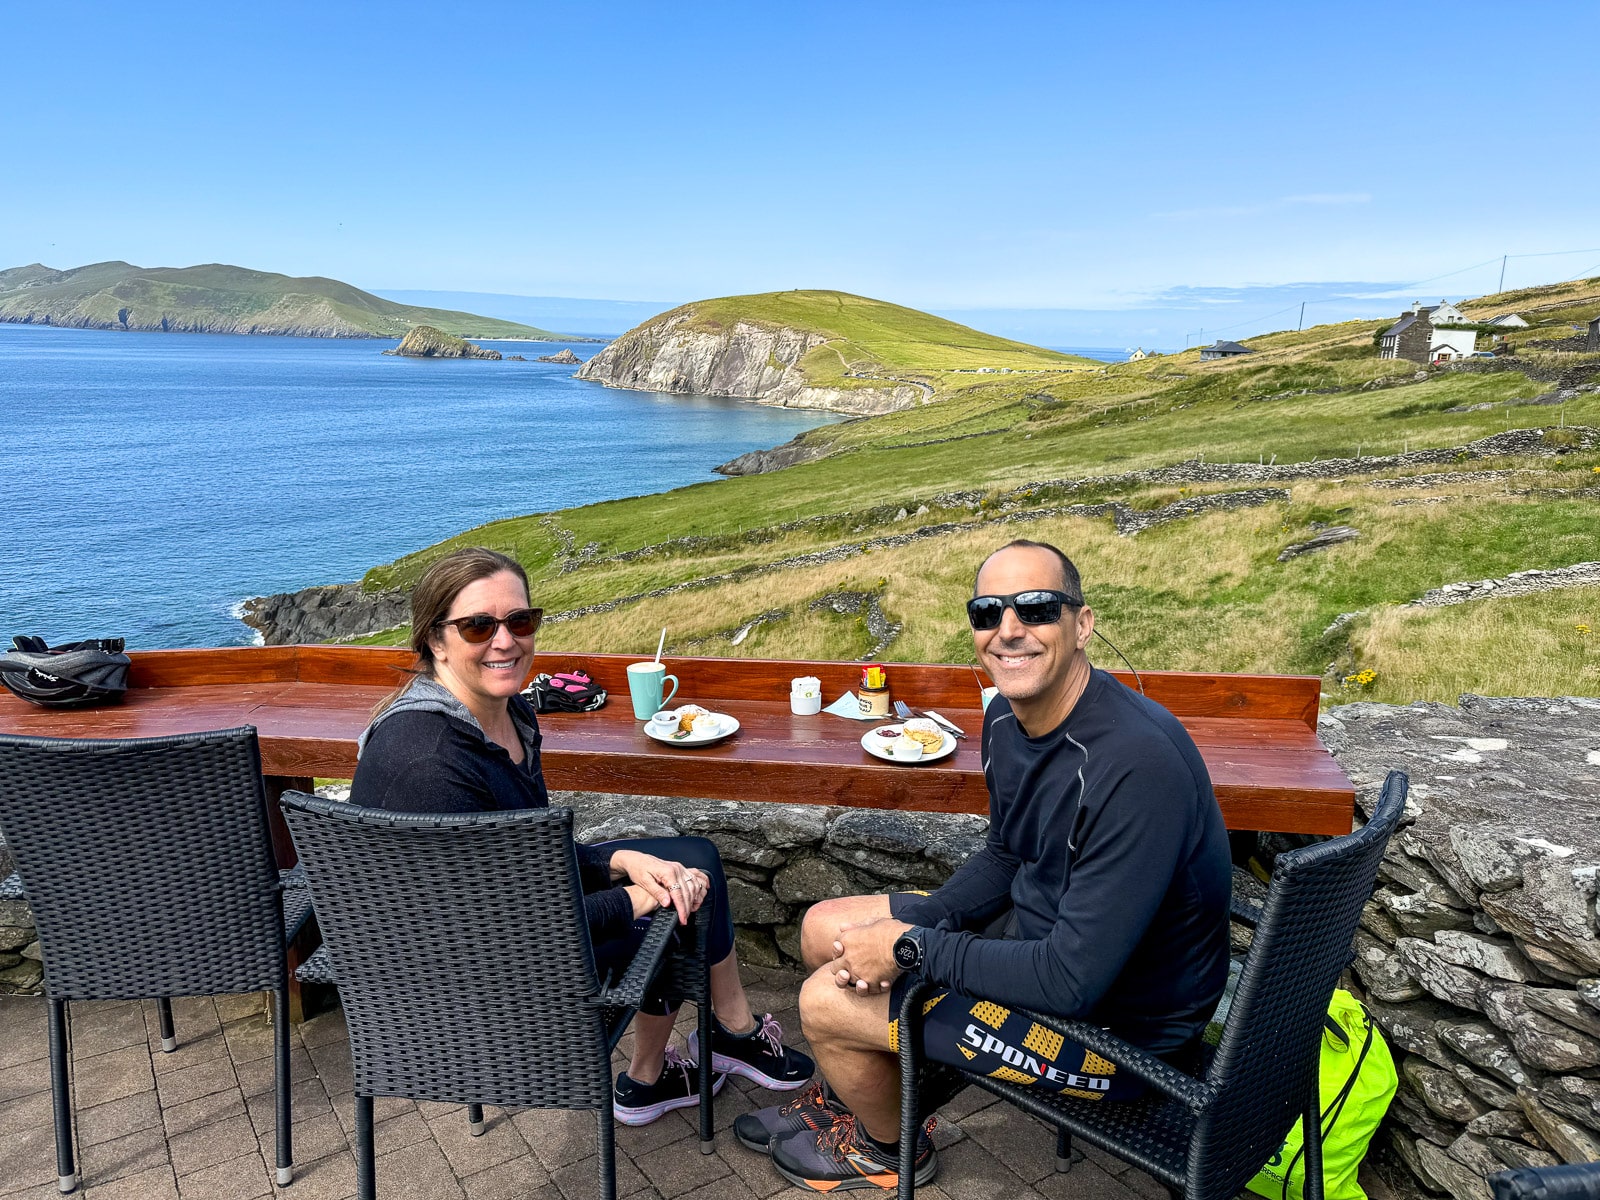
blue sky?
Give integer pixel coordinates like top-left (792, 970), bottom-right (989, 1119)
top-left (4, 1), bottom-right (1598, 346)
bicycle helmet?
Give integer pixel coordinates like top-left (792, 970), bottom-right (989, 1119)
top-left (0, 636), bottom-right (131, 708)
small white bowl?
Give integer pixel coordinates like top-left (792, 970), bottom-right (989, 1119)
top-left (790, 694), bottom-right (822, 716)
top-left (648, 710), bottom-right (679, 731)
top-left (891, 734), bottom-right (924, 761)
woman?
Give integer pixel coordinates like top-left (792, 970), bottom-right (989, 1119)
top-left (352, 546), bottom-right (813, 1124)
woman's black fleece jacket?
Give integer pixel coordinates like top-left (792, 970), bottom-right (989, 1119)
top-left (350, 677), bottom-right (635, 942)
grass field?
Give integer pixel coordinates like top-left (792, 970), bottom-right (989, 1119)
top-left (352, 276), bottom-right (1600, 704)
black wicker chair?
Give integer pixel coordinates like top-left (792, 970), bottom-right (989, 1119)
top-left (278, 791), bottom-right (714, 1200)
top-left (0, 728), bottom-right (295, 1195)
top-left (896, 770), bottom-right (1409, 1200)
top-left (1491, 1162), bottom-right (1600, 1200)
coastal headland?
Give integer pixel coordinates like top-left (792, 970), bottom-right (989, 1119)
top-left (0, 260), bottom-right (600, 341)
top-left (248, 275), bottom-right (1600, 707)
top-left (577, 289), bottom-right (1094, 417)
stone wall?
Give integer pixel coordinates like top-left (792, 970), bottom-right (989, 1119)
top-left (1324, 695), bottom-right (1600, 1200)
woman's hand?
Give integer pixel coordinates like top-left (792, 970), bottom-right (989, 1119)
top-left (609, 849), bottom-right (709, 924)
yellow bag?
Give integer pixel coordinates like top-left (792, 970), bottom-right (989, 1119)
top-left (1245, 990), bottom-right (1397, 1200)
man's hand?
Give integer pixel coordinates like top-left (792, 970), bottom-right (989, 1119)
top-left (831, 918), bottom-right (910, 993)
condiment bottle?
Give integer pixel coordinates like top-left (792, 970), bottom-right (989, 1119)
top-left (858, 663), bottom-right (891, 717)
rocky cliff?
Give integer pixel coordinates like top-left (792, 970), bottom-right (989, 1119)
top-left (576, 309), bottom-right (924, 416)
top-left (237, 582), bottom-right (408, 645)
top-left (384, 325), bottom-right (501, 359)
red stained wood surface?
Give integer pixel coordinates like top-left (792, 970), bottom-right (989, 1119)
top-left (0, 646), bottom-right (1352, 834)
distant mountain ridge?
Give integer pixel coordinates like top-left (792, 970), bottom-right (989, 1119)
top-left (0, 261), bottom-right (595, 341)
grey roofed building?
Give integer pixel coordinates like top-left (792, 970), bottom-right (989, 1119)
top-left (1199, 339), bottom-right (1254, 360)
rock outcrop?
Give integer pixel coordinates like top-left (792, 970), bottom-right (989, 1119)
top-left (384, 325), bottom-right (501, 360)
top-left (577, 309), bottom-right (923, 416)
top-left (536, 348), bottom-right (582, 364)
top-left (237, 582), bottom-right (408, 645)
top-left (714, 427), bottom-right (842, 475)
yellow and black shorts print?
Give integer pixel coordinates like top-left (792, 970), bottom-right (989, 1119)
top-left (887, 986), bottom-right (1144, 1101)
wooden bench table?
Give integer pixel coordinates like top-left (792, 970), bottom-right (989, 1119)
top-left (0, 645), bottom-right (1354, 835)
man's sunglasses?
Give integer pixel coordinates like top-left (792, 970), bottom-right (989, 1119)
top-left (433, 608), bottom-right (544, 643)
top-left (966, 590), bottom-right (1082, 630)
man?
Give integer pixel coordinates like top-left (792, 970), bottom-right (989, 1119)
top-left (736, 539), bottom-right (1233, 1192)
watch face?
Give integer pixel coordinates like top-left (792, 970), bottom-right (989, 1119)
top-left (894, 936), bottom-right (919, 970)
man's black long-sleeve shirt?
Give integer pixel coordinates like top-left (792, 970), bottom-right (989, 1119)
top-left (896, 667), bottom-right (1232, 1053)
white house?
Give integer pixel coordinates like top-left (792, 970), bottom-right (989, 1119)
top-left (1487, 313), bottom-right (1529, 328)
top-left (1128, 347), bottom-right (1150, 361)
top-left (1379, 300), bottom-right (1476, 363)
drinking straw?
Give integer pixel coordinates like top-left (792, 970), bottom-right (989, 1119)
top-left (655, 627), bottom-right (667, 664)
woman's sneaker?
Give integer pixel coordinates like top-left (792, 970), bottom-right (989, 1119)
top-left (770, 1113), bottom-right (937, 1192)
top-left (613, 1046), bottom-right (726, 1126)
top-left (688, 1013), bottom-right (814, 1090)
top-left (733, 1080), bottom-right (843, 1154)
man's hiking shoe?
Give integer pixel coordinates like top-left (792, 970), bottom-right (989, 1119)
top-left (770, 1114), bottom-right (937, 1192)
top-left (613, 1046), bottom-right (725, 1126)
top-left (733, 1080), bottom-right (842, 1154)
top-left (688, 1013), bottom-right (814, 1090)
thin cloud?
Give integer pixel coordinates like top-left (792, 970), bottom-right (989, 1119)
top-left (1155, 192), bottom-right (1372, 221)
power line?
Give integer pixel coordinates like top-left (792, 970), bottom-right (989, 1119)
top-left (1175, 244), bottom-right (1600, 348)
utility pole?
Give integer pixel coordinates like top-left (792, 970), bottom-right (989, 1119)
top-left (1297, 301), bottom-right (1306, 331)
top-left (1498, 255), bottom-right (1507, 293)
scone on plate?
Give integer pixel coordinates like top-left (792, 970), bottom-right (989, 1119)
top-left (676, 704), bottom-right (710, 732)
top-left (901, 718), bottom-right (944, 750)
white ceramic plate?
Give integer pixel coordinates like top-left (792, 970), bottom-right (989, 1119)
top-left (860, 724), bottom-right (957, 764)
top-left (644, 713), bottom-right (740, 747)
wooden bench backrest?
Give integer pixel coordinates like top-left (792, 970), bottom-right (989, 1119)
top-left (127, 647), bottom-right (1320, 732)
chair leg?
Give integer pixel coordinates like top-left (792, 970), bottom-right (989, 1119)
top-left (598, 1105), bottom-right (617, 1200)
top-left (156, 998), bottom-right (177, 1053)
top-left (47, 999), bottom-right (77, 1194)
top-left (1303, 1069), bottom-right (1325, 1200)
top-left (1056, 1128), bottom-right (1073, 1173)
top-left (355, 1094), bottom-right (375, 1200)
top-left (273, 983), bottom-right (294, 1185)
top-left (697, 988), bottom-right (714, 1153)
top-left (467, 1104), bottom-right (486, 1136)
top-left (897, 982), bottom-right (928, 1200)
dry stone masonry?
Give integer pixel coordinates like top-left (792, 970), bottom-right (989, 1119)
top-left (1326, 694), bottom-right (1600, 1199)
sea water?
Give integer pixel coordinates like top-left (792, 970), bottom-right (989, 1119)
top-left (0, 325), bottom-right (841, 648)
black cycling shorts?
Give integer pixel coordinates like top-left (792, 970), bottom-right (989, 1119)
top-left (886, 892), bottom-right (1145, 1102)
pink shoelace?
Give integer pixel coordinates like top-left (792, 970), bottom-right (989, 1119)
top-left (661, 1044), bottom-right (696, 1090)
top-left (752, 1012), bottom-right (785, 1058)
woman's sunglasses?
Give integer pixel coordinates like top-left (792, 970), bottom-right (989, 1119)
top-left (434, 608), bottom-right (544, 643)
top-left (966, 590), bottom-right (1081, 630)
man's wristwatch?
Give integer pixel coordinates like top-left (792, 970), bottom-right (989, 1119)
top-left (892, 926), bottom-right (926, 972)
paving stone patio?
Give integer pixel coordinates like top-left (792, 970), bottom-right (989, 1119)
top-left (0, 968), bottom-right (1173, 1200)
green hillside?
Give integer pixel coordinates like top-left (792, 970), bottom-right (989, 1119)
top-left (0, 261), bottom-right (587, 340)
top-left (346, 276), bottom-right (1600, 705)
top-left (659, 289), bottom-right (1096, 385)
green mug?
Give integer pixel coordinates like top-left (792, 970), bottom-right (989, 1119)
top-left (626, 661), bottom-right (680, 720)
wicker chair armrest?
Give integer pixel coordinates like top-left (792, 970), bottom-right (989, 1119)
top-left (0, 871), bottom-right (22, 900)
top-left (1018, 1008), bottom-right (1213, 1109)
top-left (296, 945), bottom-right (336, 985)
top-left (595, 907), bottom-right (679, 1010)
